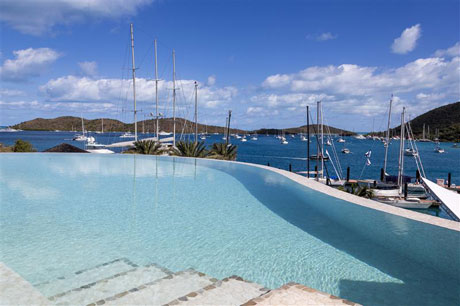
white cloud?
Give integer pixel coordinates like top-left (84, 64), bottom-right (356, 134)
top-left (317, 32), bottom-right (337, 41)
top-left (0, 48), bottom-right (61, 82)
top-left (0, 89), bottom-right (24, 97)
top-left (207, 75), bottom-right (216, 86)
top-left (261, 56), bottom-right (459, 97)
top-left (434, 42), bottom-right (460, 58)
top-left (39, 76), bottom-right (238, 110)
top-left (0, 0), bottom-right (153, 35)
top-left (391, 24), bottom-right (421, 54)
top-left (79, 61), bottom-right (98, 77)
top-left (0, 99), bottom-right (117, 113)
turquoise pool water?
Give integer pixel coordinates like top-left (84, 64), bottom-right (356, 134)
top-left (1, 153), bottom-right (459, 305)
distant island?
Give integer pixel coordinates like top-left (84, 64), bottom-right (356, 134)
top-left (11, 116), bottom-right (354, 136)
top-left (373, 101), bottom-right (460, 142)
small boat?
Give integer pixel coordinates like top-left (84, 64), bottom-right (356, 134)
top-left (300, 135), bottom-right (307, 142)
top-left (235, 134), bottom-right (242, 139)
top-left (159, 131), bottom-right (172, 136)
top-left (120, 132), bottom-right (135, 138)
top-left (404, 148), bottom-right (418, 156)
top-left (290, 134), bottom-right (295, 138)
top-left (341, 148), bottom-right (350, 154)
top-left (281, 139), bottom-right (288, 145)
top-left (86, 137), bottom-right (114, 154)
top-left (200, 134), bottom-right (206, 140)
top-left (251, 136), bottom-right (258, 141)
top-left (0, 127), bottom-right (21, 132)
top-left (309, 154), bottom-right (330, 161)
top-left (241, 136), bottom-right (247, 142)
top-left (452, 143), bottom-right (459, 148)
top-left (354, 134), bottom-right (366, 140)
top-left (434, 145), bottom-right (445, 153)
top-left (337, 137), bottom-right (345, 143)
top-left (375, 197), bottom-right (432, 209)
top-left (326, 139), bottom-right (332, 146)
top-left (73, 134), bottom-right (87, 141)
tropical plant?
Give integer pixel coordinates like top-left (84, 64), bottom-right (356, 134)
top-left (208, 143), bottom-right (237, 160)
top-left (172, 141), bottom-right (208, 157)
top-left (338, 183), bottom-right (374, 199)
top-left (133, 140), bottom-right (162, 155)
top-left (12, 139), bottom-right (36, 152)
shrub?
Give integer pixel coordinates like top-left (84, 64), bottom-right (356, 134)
top-left (12, 139), bottom-right (36, 152)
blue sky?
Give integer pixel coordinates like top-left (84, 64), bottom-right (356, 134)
top-left (1, 0), bottom-right (459, 131)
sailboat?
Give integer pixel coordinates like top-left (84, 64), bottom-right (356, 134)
top-left (341, 148), bottom-right (350, 154)
top-left (374, 107), bottom-right (431, 209)
top-left (95, 118), bottom-right (104, 134)
top-left (251, 132), bottom-right (258, 141)
top-left (72, 116), bottom-right (87, 141)
top-left (337, 137), bottom-right (345, 143)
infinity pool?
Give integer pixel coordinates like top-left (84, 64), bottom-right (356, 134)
top-left (1, 153), bottom-right (459, 305)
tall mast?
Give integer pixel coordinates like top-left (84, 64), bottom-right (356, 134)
top-left (130, 23), bottom-right (138, 141)
top-left (316, 101), bottom-right (320, 181)
top-left (226, 110), bottom-right (232, 145)
top-left (397, 107), bottom-right (406, 189)
top-left (101, 118), bottom-right (104, 133)
top-left (383, 95), bottom-right (393, 175)
top-left (422, 123), bottom-right (425, 139)
top-left (320, 101), bottom-right (324, 179)
top-left (194, 81), bottom-right (198, 144)
top-left (307, 105), bottom-right (310, 178)
top-left (172, 49), bottom-right (176, 147)
top-left (154, 39), bottom-right (159, 141)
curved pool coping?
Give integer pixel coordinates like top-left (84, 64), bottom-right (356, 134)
top-left (3, 152), bottom-right (459, 232)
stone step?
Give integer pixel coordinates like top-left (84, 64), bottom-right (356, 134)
top-left (35, 258), bottom-right (138, 298)
top-left (50, 263), bottom-right (171, 305)
top-left (170, 275), bottom-right (270, 306)
top-left (242, 282), bottom-right (361, 306)
top-left (104, 269), bottom-right (217, 305)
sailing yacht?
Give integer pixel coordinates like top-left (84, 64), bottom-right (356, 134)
top-left (337, 137), bottom-right (345, 143)
top-left (434, 144), bottom-right (445, 153)
top-left (241, 136), bottom-right (248, 142)
top-left (73, 117), bottom-right (87, 141)
top-left (95, 118), bottom-right (104, 134)
top-left (251, 133), bottom-right (258, 141)
top-left (404, 148), bottom-right (418, 156)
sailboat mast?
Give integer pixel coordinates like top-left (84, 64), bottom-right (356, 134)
top-left (320, 101), bottom-right (324, 179)
top-left (101, 118), bottom-right (104, 133)
top-left (130, 23), bottom-right (138, 141)
top-left (194, 81), bottom-right (198, 144)
top-left (383, 95), bottom-right (393, 175)
top-left (172, 49), bottom-right (176, 147)
top-left (422, 123), bottom-right (425, 139)
top-left (316, 101), bottom-right (320, 181)
top-left (154, 39), bottom-right (159, 141)
top-left (397, 107), bottom-right (406, 188)
top-left (307, 105), bottom-right (310, 178)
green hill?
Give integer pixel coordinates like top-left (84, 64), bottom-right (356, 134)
top-left (390, 102), bottom-right (460, 142)
top-left (12, 116), bottom-right (353, 135)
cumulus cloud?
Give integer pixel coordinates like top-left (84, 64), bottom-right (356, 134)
top-left (261, 56), bottom-right (459, 96)
top-left (207, 75), bottom-right (216, 86)
top-left (434, 42), bottom-right (460, 58)
top-left (39, 76), bottom-right (237, 110)
top-left (79, 61), bottom-right (98, 77)
top-left (0, 0), bottom-right (153, 35)
top-left (391, 24), bottom-right (421, 54)
top-left (0, 48), bottom-right (61, 82)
